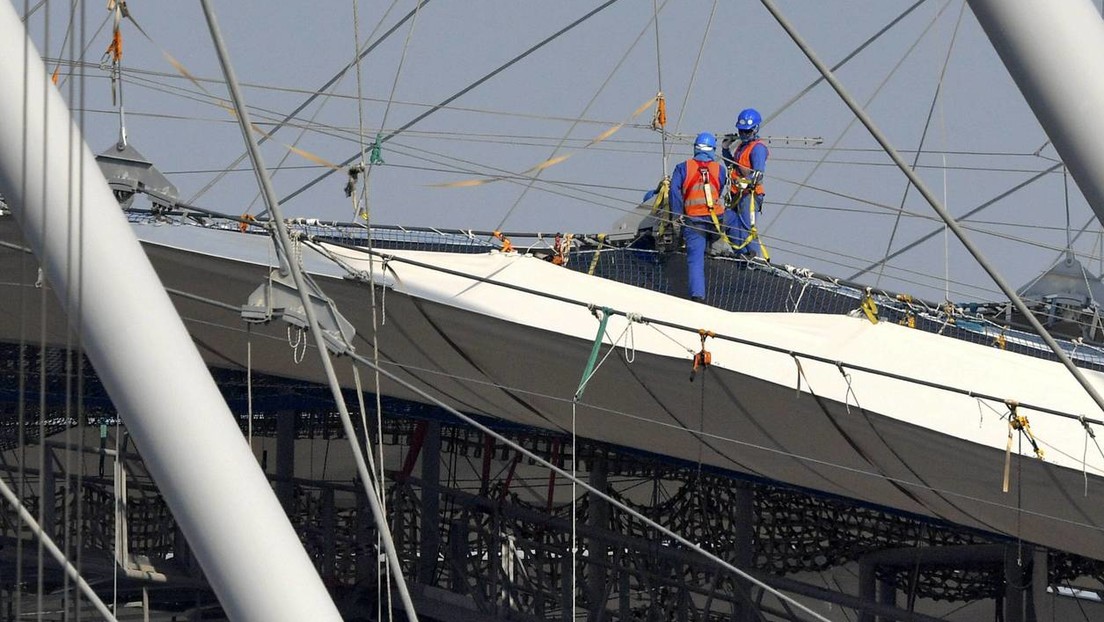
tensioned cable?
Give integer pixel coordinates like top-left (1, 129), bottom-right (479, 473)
top-left (651, 0), bottom-right (667, 176)
top-left (335, 351), bottom-right (1104, 529)
top-left (348, 3), bottom-right (381, 615)
top-left (847, 162), bottom-right (1064, 281)
top-left (55, 10), bottom-right (110, 89)
top-left (327, 239), bottom-right (1104, 428)
top-left (352, 0), bottom-right (368, 213)
top-left (332, 306), bottom-right (1104, 617)
top-left (16, 0), bottom-right (32, 614)
top-left (671, 0), bottom-right (718, 140)
top-left (239, 82), bottom-right (339, 217)
top-left (354, 0), bottom-right (424, 222)
top-left (349, 1), bottom-right (410, 618)
top-left (198, 2), bottom-right (420, 617)
top-left (45, 0), bottom-right (78, 85)
top-left (876, 0), bottom-right (967, 290)
top-left (62, 0), bottom-right (82, 615)
top-left (336, 347), bottom-right (834, 622)
top-left (759, 0), bottom-right (1104, 433)
top-left (493, 0), bottom-right (669, 233)
top-left (763, 0), bottom-right (952, 236)
top-left (188, 0), bottom-right (422, 206)
top-left (0, 475), bottom-right (119, 621)
top-left (35, 3), bottom-right (52, 614)
top-left (278, 0), bottom-right (624, 207)
top-left (1065, 165), bottom-right (1073, 253)
top-left (763, 0), bottom-right (929, 125)
top-left (55, 58), bottom-right (644, 126)
top-left (63, 0), bottom-right (90, 614)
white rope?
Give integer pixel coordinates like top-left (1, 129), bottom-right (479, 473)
top-left (836, 363), bottom-right (859, 414)
top-left (577, 321), bottom-right (637, 390)
top-left (287, 325), bottom-right (307, 364)
top-left (624, 316), bottom-right (637, 363)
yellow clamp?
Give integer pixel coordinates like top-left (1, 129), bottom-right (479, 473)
top-left (993, 329), bottom-right (1007, 350)
top-left (1002, 401), bottom-right (1044, 493)
top-left (860, 289), bottom-right (879, 324)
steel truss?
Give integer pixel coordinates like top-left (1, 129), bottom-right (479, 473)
top-left (0, 345), bottom-right (1102, 620)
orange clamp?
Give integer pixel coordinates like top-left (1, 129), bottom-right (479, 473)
top-left (493, 230), bottom-right (514, 253)
top-left (690, 329), bottom-right (715, 381)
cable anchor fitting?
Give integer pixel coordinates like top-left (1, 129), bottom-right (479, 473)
top-left (690, 329), bottom-right (714, 382)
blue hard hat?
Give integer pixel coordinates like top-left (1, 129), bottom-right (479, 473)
top-left (693, 132), bottom-right (717, 152)
top-left (735, 108), bottom-right (762, 132)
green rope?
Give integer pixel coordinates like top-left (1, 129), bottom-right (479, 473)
top-left (369, 132), bottom-right (385, 165)
top-left (575, 307), bottom-right (611, 400)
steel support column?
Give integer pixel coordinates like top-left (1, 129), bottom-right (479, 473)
top-left (733, 481), bottom-right (755, 622)
top-left (418, 421), bottom-right (442, 585)
top-left (1005, 546), bottom-right (1025, 622)
top-left (276, 410), bottom-right (296, 510)
top-left (1030, 546), bottom-right (1052, 622)
top-left (586, 455), bottom-right (609, 622)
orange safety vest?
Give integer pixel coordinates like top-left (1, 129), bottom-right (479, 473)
top-left (732, 139), bottom-right (767, 195)
top-left (681, 158), bottom-right (723, 217)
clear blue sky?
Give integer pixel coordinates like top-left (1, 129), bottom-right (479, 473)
top-left (18, 0), bottom-right (1100, 304)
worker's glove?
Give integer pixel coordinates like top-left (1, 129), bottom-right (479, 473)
top-left (721, 134), bottom-right (735, 150)
top-left (748, 170), bottom-right (763, 186)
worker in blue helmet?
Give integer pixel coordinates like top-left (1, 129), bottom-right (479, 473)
top-left (669, 132), bottom-right (730, 302)
top-left (722, 108), bottom-right (768, 258)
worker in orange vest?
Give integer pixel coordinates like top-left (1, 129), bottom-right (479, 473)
top-left (722, 108), bottom-right (768, 258)
top-left (669, 132), bottom-right (730, 302)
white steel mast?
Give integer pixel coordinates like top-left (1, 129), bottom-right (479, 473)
top-left (0, 4), bottom-right (342, 620)
top-left (968, 0), bottom-right (1104, 222)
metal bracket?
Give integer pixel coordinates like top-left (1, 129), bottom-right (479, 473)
top-left (95, 142), bottom-right (179, 212)
top-left (241, 269), bottom-right (357, 356)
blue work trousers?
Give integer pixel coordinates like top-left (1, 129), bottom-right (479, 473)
top-left (730, 193), bottom-right (764, 258)
top-left (683, 209), bottom-right (738, 300)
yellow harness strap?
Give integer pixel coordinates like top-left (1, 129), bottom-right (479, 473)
top-left (651, 178), bottom-right (673, 236)
top-left (1003, 401), bottom-right (1045, 493)
top-left (587, 234), bottom-right (606, 276)
top-left (711, 185), bottom-right (769, 260)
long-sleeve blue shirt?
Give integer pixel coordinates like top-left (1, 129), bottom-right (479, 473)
top-left (669, 154), bottom-right (727, 217)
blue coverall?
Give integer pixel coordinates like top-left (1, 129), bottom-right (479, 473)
top-left (669, 152), bottom-right (732, 301)
top-left (722, 139), bottom-right (768, 258)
